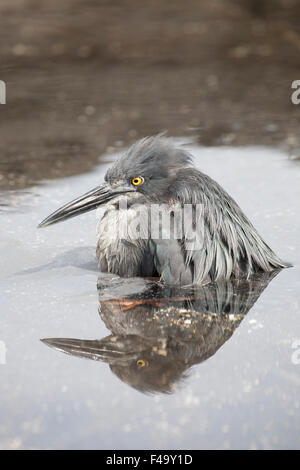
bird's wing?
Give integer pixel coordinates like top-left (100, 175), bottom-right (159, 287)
top-left (151, 168), bottom-right (287, 285)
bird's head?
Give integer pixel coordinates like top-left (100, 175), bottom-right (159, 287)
top-left (38, 135), bottom-right (192, 228)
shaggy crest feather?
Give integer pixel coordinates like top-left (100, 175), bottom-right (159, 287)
top-left (105, 134), bottom-right (192, 182)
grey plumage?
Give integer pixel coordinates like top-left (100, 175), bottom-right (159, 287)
top-left (39, 135), bottom-right (290, 285)
top-left (105, 135), bottom-right (192, 188)
top-left (156, 166), bottom-right (288, 284)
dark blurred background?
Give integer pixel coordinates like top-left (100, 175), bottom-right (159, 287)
top-left (0, 0), bottom-right (299, 190)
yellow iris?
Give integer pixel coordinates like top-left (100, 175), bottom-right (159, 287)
top-left (131, 176), bottom-right (144, 186)
top-left (136, 359), bottom-right (147, 368)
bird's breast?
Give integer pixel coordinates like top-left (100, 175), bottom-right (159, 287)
top-left (96, 203), bottom-right (155, 277)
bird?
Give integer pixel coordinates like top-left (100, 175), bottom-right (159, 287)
top-left (39, 135), bottom-right (289, 285)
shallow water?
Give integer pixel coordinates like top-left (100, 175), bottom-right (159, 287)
top-left (1, 143), bottom-right (300, 450)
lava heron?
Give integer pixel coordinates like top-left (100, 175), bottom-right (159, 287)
top-left (39, 136), bottom-right (289, 285)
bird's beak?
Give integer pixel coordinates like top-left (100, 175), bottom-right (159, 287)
top-left (41, 337), bottom-right (142, 364)
top-left (38, 181), bottom-right (132, 228)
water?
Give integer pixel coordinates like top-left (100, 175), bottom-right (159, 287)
top-left (1, 143), bottom-right (299, 450)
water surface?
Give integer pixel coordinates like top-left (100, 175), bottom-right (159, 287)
top-left (1, 143), bottom-right (299, 449)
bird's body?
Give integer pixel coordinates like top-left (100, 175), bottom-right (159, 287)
top-left (96, 194), bottom-right (157, 277)
top-left (39, 136), bottom-right (289, 285)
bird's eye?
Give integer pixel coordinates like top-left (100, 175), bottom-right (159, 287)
top-left (131, 176), bottom-right (144, 186)
top-left (136, 359), bottom-right (147, 368)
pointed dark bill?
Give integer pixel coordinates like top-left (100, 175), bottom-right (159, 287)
top-left (38, 182), bottom-right (132, 228)
top-left (41, 337), bottom-right (143, 363)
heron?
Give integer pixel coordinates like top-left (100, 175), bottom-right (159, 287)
top-left (39, 135), bottom-right (289, 285)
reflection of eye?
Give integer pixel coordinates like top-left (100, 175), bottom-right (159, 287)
top-left (136, 359), bottom-right (147, 368)
top-left (131, 176), bottom-right (144, 186)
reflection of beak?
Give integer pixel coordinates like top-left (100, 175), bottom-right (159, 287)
top-left (41, 336), bottom-right (147, 364)
top-left (38, 182), bottom-right (132, 228)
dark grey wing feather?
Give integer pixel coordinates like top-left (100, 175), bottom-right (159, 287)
top-left (152, 168), bottom-right (288, 285)
top-left (149, 239), bottom-right (193, 285)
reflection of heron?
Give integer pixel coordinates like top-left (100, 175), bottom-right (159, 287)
top-left (42, 270), bottom-right (278, 394)
top-left (39, 136), bottom-right (289, 285)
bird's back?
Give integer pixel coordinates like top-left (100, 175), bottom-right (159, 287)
top-left (152, 167), bottom-right (289, 285)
